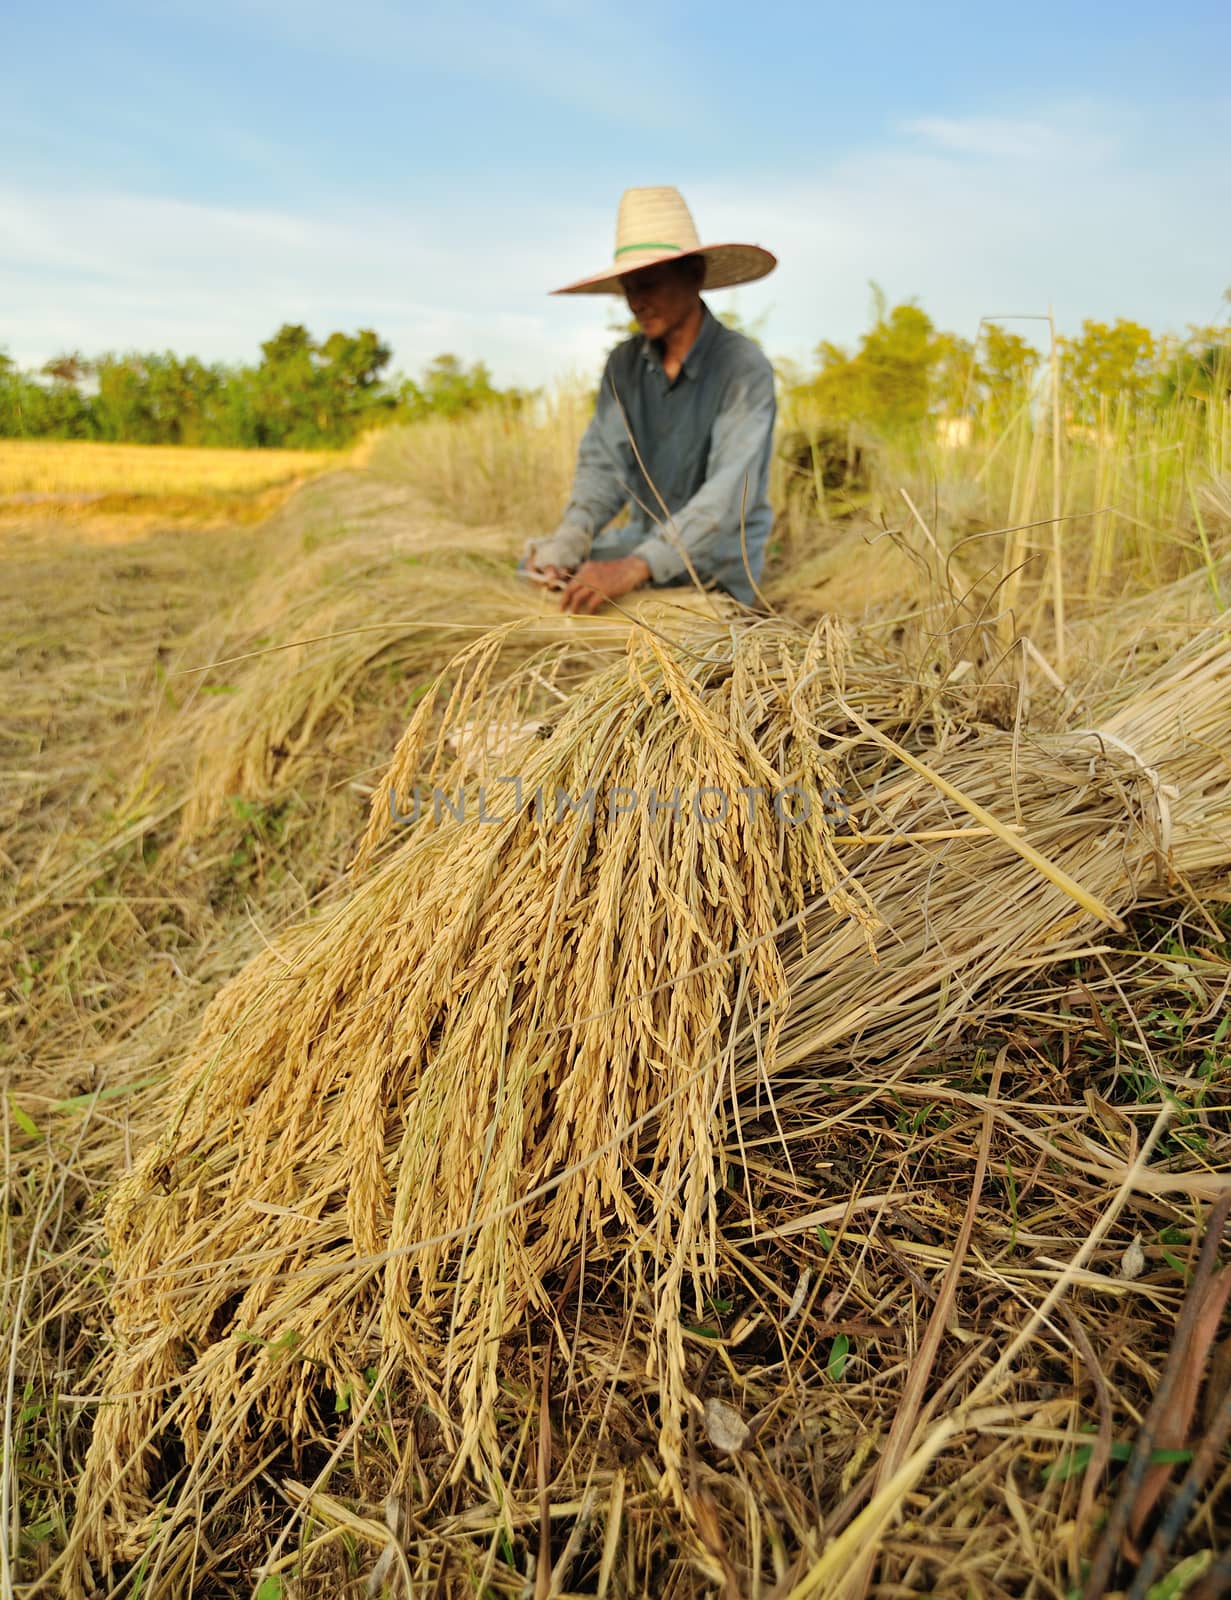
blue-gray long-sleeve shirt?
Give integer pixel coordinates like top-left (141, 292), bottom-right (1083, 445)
top-left (529, 302), bottom-right (776, 605)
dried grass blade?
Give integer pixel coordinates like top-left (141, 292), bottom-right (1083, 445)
top-left (832, 692), bottom-right (1127, 931)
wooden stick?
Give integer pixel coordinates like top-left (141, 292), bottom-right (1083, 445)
top-left (1049, 306), bottom-right (1067, 675)
top-left (1081, 1191), bottom-right (1231, 1600)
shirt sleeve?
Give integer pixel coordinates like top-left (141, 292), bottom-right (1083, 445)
top-left (631, 359), bottom-right (777, 587)
top-left (526, 355), bottom-right (635, 570)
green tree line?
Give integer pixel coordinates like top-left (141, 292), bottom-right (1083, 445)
top-left (3, 302), bottom-right (1227, 450)
top-left (0, 325), bottom-right (523, 448)
top-left (789, 286), bottom-right (1230, 433)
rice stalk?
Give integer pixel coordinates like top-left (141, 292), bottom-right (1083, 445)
top-left (61, 605), bottom-right (1231, 1592)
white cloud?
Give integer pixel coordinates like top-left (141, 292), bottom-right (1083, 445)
top-left (3, 102), bottom-right (1228, 389)
top-left (685, 105), bottom-right (1231, 367)
top-left (900, 112), bottom-right (1116, 163)
top-left (0, 181), bottom-right (615, 385)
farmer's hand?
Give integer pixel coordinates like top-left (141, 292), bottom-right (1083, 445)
top-left (560, 555), bottom-right (651, 615)
top-left (524, 526), bottom-right (588, 587)
top-left (525, 557), bottom-right (570, 591)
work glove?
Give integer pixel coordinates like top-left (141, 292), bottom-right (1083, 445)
top-left (522, 524), bottom-right (591, 574)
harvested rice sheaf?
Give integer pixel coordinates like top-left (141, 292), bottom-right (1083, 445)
top-left (69, 609), bottom-right (1231, 1586)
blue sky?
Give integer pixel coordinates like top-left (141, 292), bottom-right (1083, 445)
top-left (4, 1), bottom-right (1229, 388)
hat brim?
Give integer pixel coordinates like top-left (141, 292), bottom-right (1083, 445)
top-left (551, 242), bottom-right (777, 297)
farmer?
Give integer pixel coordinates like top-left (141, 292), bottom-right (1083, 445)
top-left (523, 186), bottom-right (778, 615)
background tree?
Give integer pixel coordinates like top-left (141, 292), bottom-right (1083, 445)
top-left (1, 306), bottom-right (1220, 448)
top-left (1158, 322), bottom-right (1231, 405)
top-left (251, 324), bottom-right (324, 446)
top-left (929, 331), bottom-right (978, 417)
top-left (795, 288), bottom-right (954, 433)
top-left (247, 325), bottom-right (397, 446)
top-left (41, 351), bottom-right (90, 386)
top-left (856, 298), bottom-right (939, 430)
top-left (1059, 318), bottom-right (1157, 423)
top-left (397, 354), bottom-right (508, 422)
top-left (801, 338), bottom-right (865, 421)
top-left (0, 349), bottom-right (93, 437)
top-left (979, 326), bottom-right (1039, 422)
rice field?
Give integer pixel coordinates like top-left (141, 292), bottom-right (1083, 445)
top-left (0, 438), bottom-right (351, 497)
top-left (3, 415), bottom-right (1230, 1599)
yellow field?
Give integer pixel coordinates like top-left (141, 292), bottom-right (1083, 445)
top-left (0, 437), bottom-right (347, 498)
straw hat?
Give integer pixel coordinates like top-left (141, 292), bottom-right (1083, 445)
top-left (552, 185), bottom-right (777, 297)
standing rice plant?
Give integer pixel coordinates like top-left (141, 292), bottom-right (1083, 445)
top-left (868, 383), bottom-right (1231, 631)
top-left (368, 387), bottom-right (591, 535)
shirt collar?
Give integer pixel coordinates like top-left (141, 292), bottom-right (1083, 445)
top-left (640, 299), bottom-right (718, 382)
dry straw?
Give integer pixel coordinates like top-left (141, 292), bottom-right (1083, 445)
top-left (65, 604), bottom-right (1231, 1592)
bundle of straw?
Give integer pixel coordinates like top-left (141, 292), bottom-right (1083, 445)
top-left (178, 519), bottom-right (541, 833)
top-left (68, 609), bottom-right (1231, 1588)
top-left (751, 623), bottom-right (1231, 1087)
top-left (178, 507), bottom-right (728, 835)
